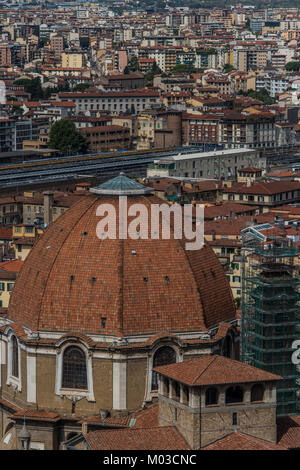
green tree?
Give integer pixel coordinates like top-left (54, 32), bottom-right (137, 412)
top-left (13, 77), bottom-right (44, 100)
top-left (152, 61), bottom-right (162, 75)
top-left (128, 56), bottom-right (139, 72)
top-left (285, 61), bottom-right (300, 71)
top-left (172, 63), bottom-right (198, 74)
top-left (72, 83), bottom-right (91, 91)
top-left (238, 88), bottom-right (276, 105)
top-left (49, 119), bottom-right (89, 156)
top-left (223, 64), bottom-right (236, 73)
top-left (245, 18), bottom-right (251, 30)
top-left (144, 61), bottom-right (162, 83)
top-left (38, 37), bottom-right (48, 48)
top-left (79, 37), bottom-right (90, 49)
top-left (11, 104), bottom-right (23, 115)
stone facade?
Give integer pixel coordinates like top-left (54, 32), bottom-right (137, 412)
top-left (157, 376), bottom-right (278, 449)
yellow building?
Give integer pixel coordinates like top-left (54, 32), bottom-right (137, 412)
top-left (0, 260), bottom-right (23, 308)
top-left (61, 51), bottom-right (83, 69)
top-left (135, 113), bottom-right (167, 150)
top-left (12, 224), bottom-right (43, 261)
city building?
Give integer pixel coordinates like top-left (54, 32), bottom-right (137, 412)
top-left (148, 148), bottom-right (264, 180)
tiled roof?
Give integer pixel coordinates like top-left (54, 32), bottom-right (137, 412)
top-left (204, 202), bottom-right (258, 220)
top-left (203, 432), bottom-right (286, 450)
top-left (80, 125), bottom-right (130, 133)
top-left (146, 178), bottom-right (181, 191)
top-left (224, 181), bottom-right (300, 195)
top-left (58, 89), bottom-right (159, 98)
top-left (79, 415), bottom-right (131, 427)
top-left (8, 190), bottom-right (236, 335)
top-left (238, 167), bottom-right (262, 172)
top-left (12, 237), bottom-right (35, 246)
top-left (0, 226), bottom-right (13, 240)
top-left (207, 239), bottom-right (242, 247)
top-left (277, 415), bottom-right (300, 449)
top-left (186, 181), bottom-right (220, 193)
top-left (153, 355), bottom-right (282, 386)
top-left (86, 426), bottom-right (190, 450)
top-left (0, 260), bottom-right (23, 272)
top-left (271, 205), bottom-right (300, 215)
top-left (11, 409), bottom-right (60, 422)
top-left (131, 404), bottom-right (159, 428)
top-left (0, 192), bottom-right (82, 208)
top-left (204, 219), bottom-right (248, 236)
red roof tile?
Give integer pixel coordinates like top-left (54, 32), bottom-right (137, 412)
top-left (154, 355), bottom-right (282, 386)
top-left (203, 432), bottom-right (286, 450)
top-left (0, 260), bottom-right (23, 273)
top-left (224, 181), bottom-right (300, 195)
top-left (8, 193), bottom-right (236, 335)
top-left (86, 426), bottom-right (190, 450)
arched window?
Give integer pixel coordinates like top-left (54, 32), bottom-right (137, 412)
top-left (11, 336), bottom-right (18, 378)
top-left (152, 346), bottom-right (176, 391)
top-left (62, 346), bottom-right (87, 389)
top-left (251, 384), bottom-right (265, 402)
top-left (205, 387), bottom-right (219, 406)
top-left (225, 386), bottom-right (244, 404)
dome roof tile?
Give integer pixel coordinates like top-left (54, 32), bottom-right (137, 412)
top-left (8, 190), bottom-right (235, 337)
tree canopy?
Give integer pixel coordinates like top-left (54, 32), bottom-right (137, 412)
top-left (285, 61), bottom-right (300, 71)
top-left (72, 83), bottom-right (91, 91)
top-left (49, 119), bottom-right (89, 156)
top-left (144, 61), bottom-right (162, 82)
top-left (13, 77), bottom-right (44, 100)
top-left (223, 64), bottom-right (236, 73)
top-left (238, 88), bottom-right (276, 105)
top-left (171, 63), bottom-right (198, 74)
top-left (126, 56), bottom-right (139, 72)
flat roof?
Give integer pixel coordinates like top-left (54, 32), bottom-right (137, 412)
top-left (158, 148), bottom-right (258, 162)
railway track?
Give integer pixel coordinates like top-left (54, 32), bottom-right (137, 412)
top-left (0, 147), bottom-right (205, 189)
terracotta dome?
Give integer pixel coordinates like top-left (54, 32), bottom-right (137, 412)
top-left (8, 176), bottom-right (236, 336)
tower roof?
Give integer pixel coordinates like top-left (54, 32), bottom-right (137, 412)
top-left (90, 173), bottom-right (153, 196)
top-left (154, 355), bottom-right (282, 387)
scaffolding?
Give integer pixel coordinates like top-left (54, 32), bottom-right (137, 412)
top-left (241, 235), bottom-right (300, 417)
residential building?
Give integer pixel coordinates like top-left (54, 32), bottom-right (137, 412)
top-left (80, 125), bottom-right (131, 152)
top-left (58, 90), bottom-right (160, 114)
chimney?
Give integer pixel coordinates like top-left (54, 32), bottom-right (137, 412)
top-left (43, 191), bottom-right (54, 227)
